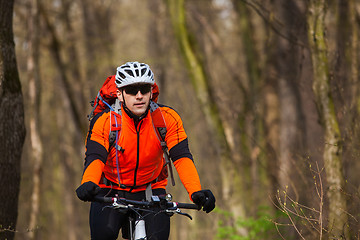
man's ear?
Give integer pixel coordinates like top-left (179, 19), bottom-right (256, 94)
top-left (117, 89), bottom-right (123, 102)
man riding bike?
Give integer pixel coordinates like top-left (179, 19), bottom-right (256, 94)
top-left (76, 61), bottom-right (216, 239)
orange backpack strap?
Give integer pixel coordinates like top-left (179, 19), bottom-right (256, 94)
top-left (150, 101), bottom-right (176, 186)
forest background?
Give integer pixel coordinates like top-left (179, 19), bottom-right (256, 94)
top-left (1, 0), bottom-right (360, 239)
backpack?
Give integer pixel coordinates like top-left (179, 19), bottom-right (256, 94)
top-left (87, 75), bottom-right (175, 187)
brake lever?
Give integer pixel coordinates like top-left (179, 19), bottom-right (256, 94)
top-left (169, 208), bottom-right (193, 220)
top-left (112, 201), bottom-right (128, 209)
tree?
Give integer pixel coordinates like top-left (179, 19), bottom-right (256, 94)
top-left (166, 0), bottom-right (248, 229)
top-left (26, 0), bottom-right (43, 239)
top-left (0, 0), bottom-right (26, 239)
top-left (273, 0), bottom-right (308, 200)
top-left (306, 0), bottom-right (349, 238)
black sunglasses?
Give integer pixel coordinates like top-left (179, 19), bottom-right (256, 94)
top-left (123, 84), bottom-right (152, 95)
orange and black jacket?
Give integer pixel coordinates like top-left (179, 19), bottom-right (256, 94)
top-left (80, 103), bottom-right (202, 199)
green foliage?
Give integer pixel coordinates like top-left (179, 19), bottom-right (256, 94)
top-left (215, 206), bottom-right (279, 240)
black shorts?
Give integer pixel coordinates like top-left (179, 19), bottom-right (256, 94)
top-left (89, 188), bottom-right (170, 240)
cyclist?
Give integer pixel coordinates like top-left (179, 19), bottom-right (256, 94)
top-left (76, 61), bottom-right (216, 240)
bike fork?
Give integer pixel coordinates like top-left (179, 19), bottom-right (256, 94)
top-left (130, 216), bottom-right (146, 240)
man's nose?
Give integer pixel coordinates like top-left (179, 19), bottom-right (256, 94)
top-left (135, 91), bottom-right (143, 98)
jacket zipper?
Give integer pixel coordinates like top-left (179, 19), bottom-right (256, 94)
top-left (132, 120), bottom-right (143, 188)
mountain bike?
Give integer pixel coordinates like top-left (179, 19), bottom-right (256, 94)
top-left (94, 193), bottom-right (200, 240)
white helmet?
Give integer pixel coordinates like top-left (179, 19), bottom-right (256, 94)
top-left (115, 61), bottom-right (155, 88)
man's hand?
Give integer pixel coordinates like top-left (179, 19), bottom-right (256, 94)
top-left (191, 189), bottom-right (216, 213)
top-left (75, 181), bottom-right (100, 201)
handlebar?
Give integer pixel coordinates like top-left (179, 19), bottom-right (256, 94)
top-left (93, 195), bottom-right (200, 210)
top-left (93, 195), bottom-right (200, 220)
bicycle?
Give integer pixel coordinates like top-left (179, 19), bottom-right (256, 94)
top-left (93, 193), bottom-right (200, 240)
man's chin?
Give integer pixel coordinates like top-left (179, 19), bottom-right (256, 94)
top-left (131, 108), bottom-right (147, 117)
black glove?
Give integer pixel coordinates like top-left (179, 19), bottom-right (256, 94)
top-left (76, 181), bottom-right (100, 201)
top-left (191, 189), bottom-right (216, 213)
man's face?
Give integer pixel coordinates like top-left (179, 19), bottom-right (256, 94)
top-left (117, 84), bottom-right (153, 117)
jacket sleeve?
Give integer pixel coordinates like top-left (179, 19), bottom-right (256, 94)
top-left (80, 112), bottom-right (110, 185)
top-left (173, 157), bottom-right (202, 199)
top-left (162, 106), bottom-right (202, 200)
top-left (81, 160), bottom-right (105, 184)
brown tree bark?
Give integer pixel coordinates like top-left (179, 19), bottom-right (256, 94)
top-left (26, 0), bottom-right (43, 239)
top-left (0, 0), bottom-right (26, 239)
top-left (306, 0), bottom-right (349, 238)
top-left (349, 0), bottom-right (360, 114)
top-left (349, 0), bottom-right (359, 114)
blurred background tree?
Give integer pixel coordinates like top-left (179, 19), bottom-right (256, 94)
top-left (5, 0), bottom-right (360, 239)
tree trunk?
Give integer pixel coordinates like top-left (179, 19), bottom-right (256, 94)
top-left (306, 0), bottom-right (349, 238)
top-left (0, 0), bottom-right (26, 239)
top-left (26, 0), bottom-right (43, 239)
top-left (39, 2), bottom-right (86, 135)
top-left (350, 0), bottom-right (360, 115)
top-left (349, 0), bottom-right (359, 114)
top-left (61, 0), bottom-right (87, 114)
top-left (147, 0), bottom-right (167, 96)
top-left (232, 0), bottom-right (268, 212)
top-left (274, 0), bottom-right (307, 199)
top-left (166, 0), bottom-right (248, 231)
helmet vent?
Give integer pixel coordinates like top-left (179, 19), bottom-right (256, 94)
top-left (125, 69), bottom-right (134, 77)
top-left (118, 72), bottom-right (126, 79)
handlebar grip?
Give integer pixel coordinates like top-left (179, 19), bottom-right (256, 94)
top-left (175, 202), bottom-right (201, 210)
top-left (93, 196), bottom-right (114, 203)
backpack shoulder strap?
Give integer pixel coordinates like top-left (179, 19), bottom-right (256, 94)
top-left (149, 101), bottom-right (167, 142)
top-left (149, 101), bottom-right (175, 186)
top-left (109, 99), bottom-right (122, 148)
top-left (87, 92), bottom-right (100, 121)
